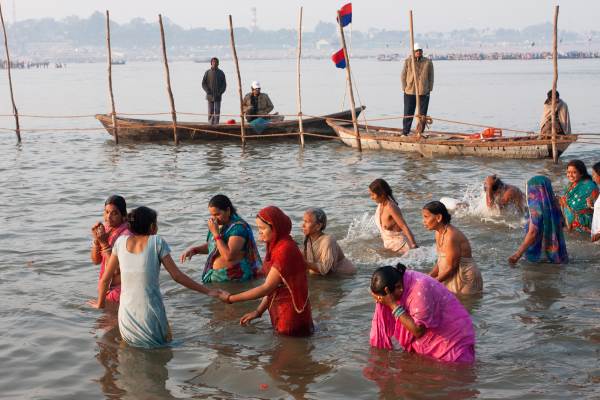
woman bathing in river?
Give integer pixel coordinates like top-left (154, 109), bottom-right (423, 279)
top-left (302, 207), bottom-right (356, 276)
top-left (180, 195), bottom-right (261, 283)
top-left (370, 263), bottom-right (476, 363)
top-left (218, 206), bottom-right (314, 337)
top-left (90, 195), bottom-right (130, 304)
top-left (558, 160), bottom-right (598, 235)
top-left (422, 201), bottom-right (483, 295)
top-left (369, 178), bottom-right (418, 254)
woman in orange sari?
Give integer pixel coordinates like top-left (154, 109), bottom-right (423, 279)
top-left (218, 206), bottom-right (313, 336)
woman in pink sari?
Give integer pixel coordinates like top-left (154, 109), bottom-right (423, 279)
top-left (90, 195), bottom-right (130, 303)
top-left (369, 263), bottom-right (475, 363)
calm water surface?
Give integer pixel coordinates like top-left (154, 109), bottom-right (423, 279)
top-left (1, 59), bottom-right (599, 399)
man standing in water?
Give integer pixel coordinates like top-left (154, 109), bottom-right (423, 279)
top-left (401, 43), bottom-right (434, 135)
top-left (202, 57), bottom-right (227, 125)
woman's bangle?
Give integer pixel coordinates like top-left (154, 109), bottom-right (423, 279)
top-left (392, 305), bottom-right (406, 318)
top-left (215, 235), bottom-right (222, 242)
top-left (226, 294), bottom-right (233, 304)
top-left (101, 246), bottom-right (112, 253)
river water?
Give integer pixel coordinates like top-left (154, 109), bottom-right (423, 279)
top-left (1, 59), bottom-right (599, 399)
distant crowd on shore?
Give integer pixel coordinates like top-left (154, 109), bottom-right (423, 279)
top-left (0, 60), bottom-right (66, 69)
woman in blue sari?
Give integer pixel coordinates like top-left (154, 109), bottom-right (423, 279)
top-left (559, 160), bottom-right (599, 234)
top-left (509, 176), bottom-right (568, 264)
top-left (180, 195), bottom-right (261, 283)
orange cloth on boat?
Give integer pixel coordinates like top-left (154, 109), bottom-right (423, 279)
top-left (375, 204), bottom-right (408, 253)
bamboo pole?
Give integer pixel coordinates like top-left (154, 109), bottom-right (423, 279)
top-left (408, 10), bottom-right (422, 138)
top-left (337, 11), bottom-right (361, 152)
top-left (228, 15), bottom-right (246, 146)
top-left (551, 6), bottom-right (559, 163)
top-left (158, 14), bottom-right (178, 145)
top-left (105, 10), bottom-right (119, 144)
top-left (0, 1), bottom-right (20, 143)
top-left (296, 7), bottom-right (305, 148)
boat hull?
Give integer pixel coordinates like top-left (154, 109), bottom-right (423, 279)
top-left (327, 120), bottom-right (577, 159)
top-left (96, 107), bottom-right (364, 143)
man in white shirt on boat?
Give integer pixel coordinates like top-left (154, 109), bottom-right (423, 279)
top-left (401, 43), bottom-right (434, 135)
top-left (539, 90), bottom-right (571, 137)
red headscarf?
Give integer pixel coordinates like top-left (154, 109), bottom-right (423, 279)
top-left (257, 206), bottom-right (309, 313)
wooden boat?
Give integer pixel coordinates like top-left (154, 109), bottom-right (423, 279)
top-left (326, 119), bottom-right (577, 159)
top-left (95, 107), bottom-right (364, 142)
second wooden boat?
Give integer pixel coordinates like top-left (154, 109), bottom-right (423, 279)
top-left (326, 119), bottom-right (577, 159)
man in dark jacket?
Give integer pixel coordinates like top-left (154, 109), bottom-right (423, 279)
top-left (202, 57), bottom-right (227, 124)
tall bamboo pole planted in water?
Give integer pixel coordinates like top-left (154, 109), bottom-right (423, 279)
top-left (105, 10), bottom-right (119, 144)
top-left (551, 6), bottom-right (559, 163)
top-left (408, 10), bottom-right (422, 138)
top-left (158, 14), bottom-right (178, 145)
top-left (0, 1), bottom-right (20, 143)
top-left (296, 7), bottom-right (305, 148)
top-left (228, 15), bottom-right (246, 146)
top-left (337, 11), bottom-right (361, 152)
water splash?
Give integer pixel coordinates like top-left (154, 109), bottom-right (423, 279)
top-left (343, 212), bottom-right (378, 242)
top-left (443, 183), bottom-right (525, 229)
top-left (375, 245), bottom-right (437, 270)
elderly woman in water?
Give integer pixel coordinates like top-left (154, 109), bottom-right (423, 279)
top-left (422, 201), bottom-right (483, 295)
top-left (301, 208), bottom-right (356, 275)
top-left (180, 195), bottom-right (261, 283)
top-left (370, 263), bottom-right (476, 363)
top-left (369, 178), bottom-right (418, 254)
top-left (89, 195), bottom-right (131, 304)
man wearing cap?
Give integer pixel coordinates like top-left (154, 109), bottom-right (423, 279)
top-left (242, 81), bottom-right (274, 122)
top-left (202, 57), bottom-right (227, 125)
top-left (401, 43), bottom-right (434, 135)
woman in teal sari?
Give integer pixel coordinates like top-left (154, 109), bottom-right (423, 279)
top-left (180, 195), bottom-right (261, 283)
top-left (509, 176), bottom-right (568, 264)
top-left (559, 160), bottom-right (599, 234)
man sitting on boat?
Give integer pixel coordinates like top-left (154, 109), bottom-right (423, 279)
top-left (484, 175), bottom-right (525, 214)
top-left (243, 81), bottom-right (275, 122)
top-left (540, 90), bottom-right (571, 137)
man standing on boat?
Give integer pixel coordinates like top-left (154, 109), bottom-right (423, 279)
top-left (539, 90), bottom-right (571, 137)
top-left (202, 57), bottom-right (227, 125)
top-left (401, 43), bottom-right (434, 135)
top-left (242, 81), bottom-right (274, 122)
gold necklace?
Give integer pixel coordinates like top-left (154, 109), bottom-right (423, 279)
top-left (438, 225), bottom-right (449, 248)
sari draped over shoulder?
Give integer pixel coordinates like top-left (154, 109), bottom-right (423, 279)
top-left (202, 214), bottom-right (261, 283)
top-left (375, 204), bottom-right (407, 253)
top-left (560, 178), bottom-right (599, 234)
top-left (369, 270), bottom-right (475, 363)
top-left (525, 176), bottom-right (568, 263)
top-left (258, 206), bottom-right (313, 337)
top-left (99, 222), bottom-right (130, 303)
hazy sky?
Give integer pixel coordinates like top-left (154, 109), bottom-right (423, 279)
top-left (4, 1), bottom-right (597, 32)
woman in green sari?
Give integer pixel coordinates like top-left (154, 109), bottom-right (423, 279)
top-left (559, 160), bottom-right (599, 234)
top-left (180, 195), bottom-right (261, 283)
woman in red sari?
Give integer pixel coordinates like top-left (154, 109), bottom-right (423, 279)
top-left (218, 206), bottom-right (313, 336)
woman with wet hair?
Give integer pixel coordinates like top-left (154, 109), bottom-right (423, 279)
top-left (89, 206), bottom-right (219, 348)
top-left (368, 178), bottom-right (418, 254)
top-left (180, 194), bottom-right (261, 283)
top-left (302, 207), bottom-right (355, 275)
top-left (89, 195), bottom-right (130, 304)
top-left (369, 263), bottom-right (475, 363)
top-left (422, 201), bottom-right (483, 295)
top-left (558, 160), bottom-right (599, 234)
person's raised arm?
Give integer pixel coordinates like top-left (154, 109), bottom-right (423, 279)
top-left (374, 289), bottom-right (426, 338)
top-left (390, 203), bottom-right (418, 248)
top-left (162, 254), bottom-right (216, 296)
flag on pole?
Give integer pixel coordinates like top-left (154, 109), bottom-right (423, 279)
top-left (338, 3), bottom-right (352, 27)
top-left (331, 49), bottom-right (346, 69)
